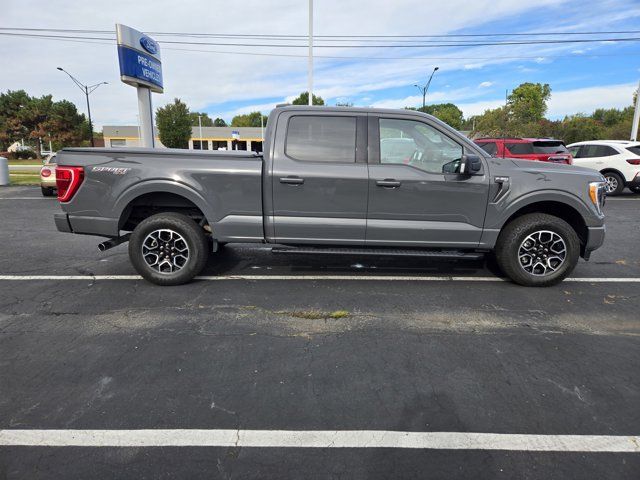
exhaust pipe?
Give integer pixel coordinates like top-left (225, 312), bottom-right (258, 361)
top-left (98, 233), bottom-right (131, 252)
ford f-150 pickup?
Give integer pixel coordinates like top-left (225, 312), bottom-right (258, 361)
top-left (54, 105), bottom-right (606, 286)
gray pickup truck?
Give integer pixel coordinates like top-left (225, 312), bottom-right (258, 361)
top-left (54, 105), bottom-right (606, 286)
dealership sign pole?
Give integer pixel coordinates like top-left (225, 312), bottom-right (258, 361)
top-left (116, 24), bottom-right (163, 148)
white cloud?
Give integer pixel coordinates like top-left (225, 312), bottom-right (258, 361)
top-left (547, 82), bottom-right (636, 117)
top-left (458, 82), bottom-right (637, 119)
top-left (478, 81), bottom-right (493, 88)
top-left (0, 0), bottom-right (637, 128)
top-left (458, 99), bottom-right (505, 117)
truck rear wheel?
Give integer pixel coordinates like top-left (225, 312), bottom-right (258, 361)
top-left (495, 213), bottom-right (580, 287)
top-left (129, 212), bottom-right (209, 286)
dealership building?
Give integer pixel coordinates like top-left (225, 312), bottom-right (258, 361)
top-left (102, 126), bottom-right (264, 152)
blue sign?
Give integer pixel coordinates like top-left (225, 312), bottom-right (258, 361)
top-left (139, 36), bottom-right (159, 55)
top-left (117, 45), bottom-right (163, 92)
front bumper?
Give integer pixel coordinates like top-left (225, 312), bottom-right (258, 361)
top-left (583, 225), bottom-right (606, 259)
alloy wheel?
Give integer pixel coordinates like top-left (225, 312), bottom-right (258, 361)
top-left (141, 229), bottom-right (190, 274)
top-left (518, 230), bottom-right (567, 276)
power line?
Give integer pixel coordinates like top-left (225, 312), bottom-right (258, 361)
top-left (2, 31), bottom-right (639, 62)
top-left (2, 31), bottom-right (640, 48)
top-left (3, 26), bottom-right (640, 38)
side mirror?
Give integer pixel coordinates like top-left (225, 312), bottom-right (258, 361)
top-left (460, 154), bottom-right (482, 175)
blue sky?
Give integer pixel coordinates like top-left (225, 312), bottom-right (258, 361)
top-left (1, 0), bottom-right (640, 127)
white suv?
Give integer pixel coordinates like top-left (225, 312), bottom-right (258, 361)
top-left (567, 140), bottom-right (640, 195)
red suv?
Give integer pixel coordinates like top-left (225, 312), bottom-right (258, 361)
top-left (474, 138), bottom-right (573, 165)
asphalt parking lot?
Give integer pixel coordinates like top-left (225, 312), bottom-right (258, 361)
top-left (1, 185), bottom-right (639, 479)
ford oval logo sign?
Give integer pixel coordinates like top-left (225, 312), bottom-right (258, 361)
top-left (139, 36), bottom-right (158, 55)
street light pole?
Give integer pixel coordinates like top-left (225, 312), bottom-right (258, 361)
top-left (414, 66), bottom-right (439, 110)
top-left (57, 67), bottom-right (107, 147)
top-left (631, 80), bottom-right (640, 141)
top-left (198, 115), bottom-right (203, 148)
top-left (308, 0), bottom-right (314, 106)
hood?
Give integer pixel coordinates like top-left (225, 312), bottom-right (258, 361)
top-left (508, 158), bottom-right (604, 181)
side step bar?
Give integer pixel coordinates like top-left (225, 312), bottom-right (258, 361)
top-left (271, 246), bottom-right (484, 259)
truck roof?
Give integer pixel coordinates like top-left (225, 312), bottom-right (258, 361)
top-left (273, 105), bottom-right (436, 118)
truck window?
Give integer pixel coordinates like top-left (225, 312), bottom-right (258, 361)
top-left (379, 118), bottom-right (463, 174)
top-left (286, 115), bottom-right (356, 163)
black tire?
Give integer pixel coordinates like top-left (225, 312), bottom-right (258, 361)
top-left (495, 213), bottom-right (580, 287)
top-left (41, 186), bottom-right (55, 197)
top-left (128, 212), bottom-right (209, 286)
top-left (629, 186), bottom-right (640, 194)
top-left (602, 171), bottom-right (624, 196)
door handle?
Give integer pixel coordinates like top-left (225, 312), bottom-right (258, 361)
top-left (279, 176), bottom-right (305, 185)
top-left (376, 179), bottom-right (401, 188)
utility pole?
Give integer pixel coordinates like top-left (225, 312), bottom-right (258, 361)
top-left (414, 66), bottom-right (439, 110)
top-left (631, 80), bottom-right (640, 141)
top-left (56, 67), bottom-right (107, 147)
top-left (308, 0), bottom-right (313, 106)
top-left (198, 115), bottom-right (203, 148)
top-left (260, 114), bottom-right (264, 141)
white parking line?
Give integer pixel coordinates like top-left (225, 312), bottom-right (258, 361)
top-left (1, 429), bottom-right (638, 452)
top-left (0, 197), bottom-right (48, 200)
top-left (0, 274), bottom-right (639, 282)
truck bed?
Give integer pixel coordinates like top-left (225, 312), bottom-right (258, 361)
top-left (55, 147), bottom-right (265, 241)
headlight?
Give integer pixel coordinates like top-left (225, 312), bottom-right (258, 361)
top-left (589, 181), bottom-right (606, 214)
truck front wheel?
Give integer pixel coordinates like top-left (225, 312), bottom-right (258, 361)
top-left (129, 212), bottom-right (209, 286)
top-left (495, 213), bottom-right (580, 287)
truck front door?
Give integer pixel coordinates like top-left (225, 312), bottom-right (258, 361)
top-left (366, 115), bottom-right (490, 247)
top-left (270, 112), bottom-right (369, 245)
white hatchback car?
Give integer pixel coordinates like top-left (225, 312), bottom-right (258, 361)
top-left (567, 141), bottom-right (640, 195)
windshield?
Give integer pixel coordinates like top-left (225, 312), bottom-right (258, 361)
top-left (532, 141), bottom-right (568, 154)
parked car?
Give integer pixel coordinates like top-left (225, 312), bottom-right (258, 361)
top-left (567, 140), bottom-right (640, 195)
top-left (40, 154), bottom-right (57, 196)
top-left (53, 105), bottom-right (606, 287)
top-left (474, 138), bottom-right (573, 165)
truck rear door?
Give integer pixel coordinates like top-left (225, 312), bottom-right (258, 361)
top-left (269, 111), bottom-right (368, 245)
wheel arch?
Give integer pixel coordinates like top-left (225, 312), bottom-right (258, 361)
top-left (497, 199), bottom-right (588, 255)
top-left (115, 181), bottom-right (213, 232)
top-left (600, 168), bottom-right (625, 180)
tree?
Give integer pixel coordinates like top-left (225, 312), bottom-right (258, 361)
top-left (188, 112), bottom-right (213, 127)
top-left (291, 91), bottom-right (324, 106)
top-left (213, 117), bottom-right (227, 127)
top-left (156, 98), bottom-right (192, 149)
top-left (418, 103), bottom-right (464, 130)
top-left (555, 115), bottom-right (604, 144)
top-left (471, 106), bottom-right (510, 137)
top-left (0, 89), bottom-right (89, 153)
top-left (0, 90), bottom-right (33, 150)
top-left (230, 111), bottom-right (268, 128)
top-left (508, 82), bottom-right (551, 123)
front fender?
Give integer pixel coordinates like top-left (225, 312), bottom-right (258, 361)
top-left (486, 189), bottom-right (598, 231)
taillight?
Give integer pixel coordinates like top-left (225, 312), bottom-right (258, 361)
top-left (56, 166), bottom-right (84, 202)
top-left (41, 168), bottom-right (51, 177)
top-left (626, 159), bottom-right (640, 165)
